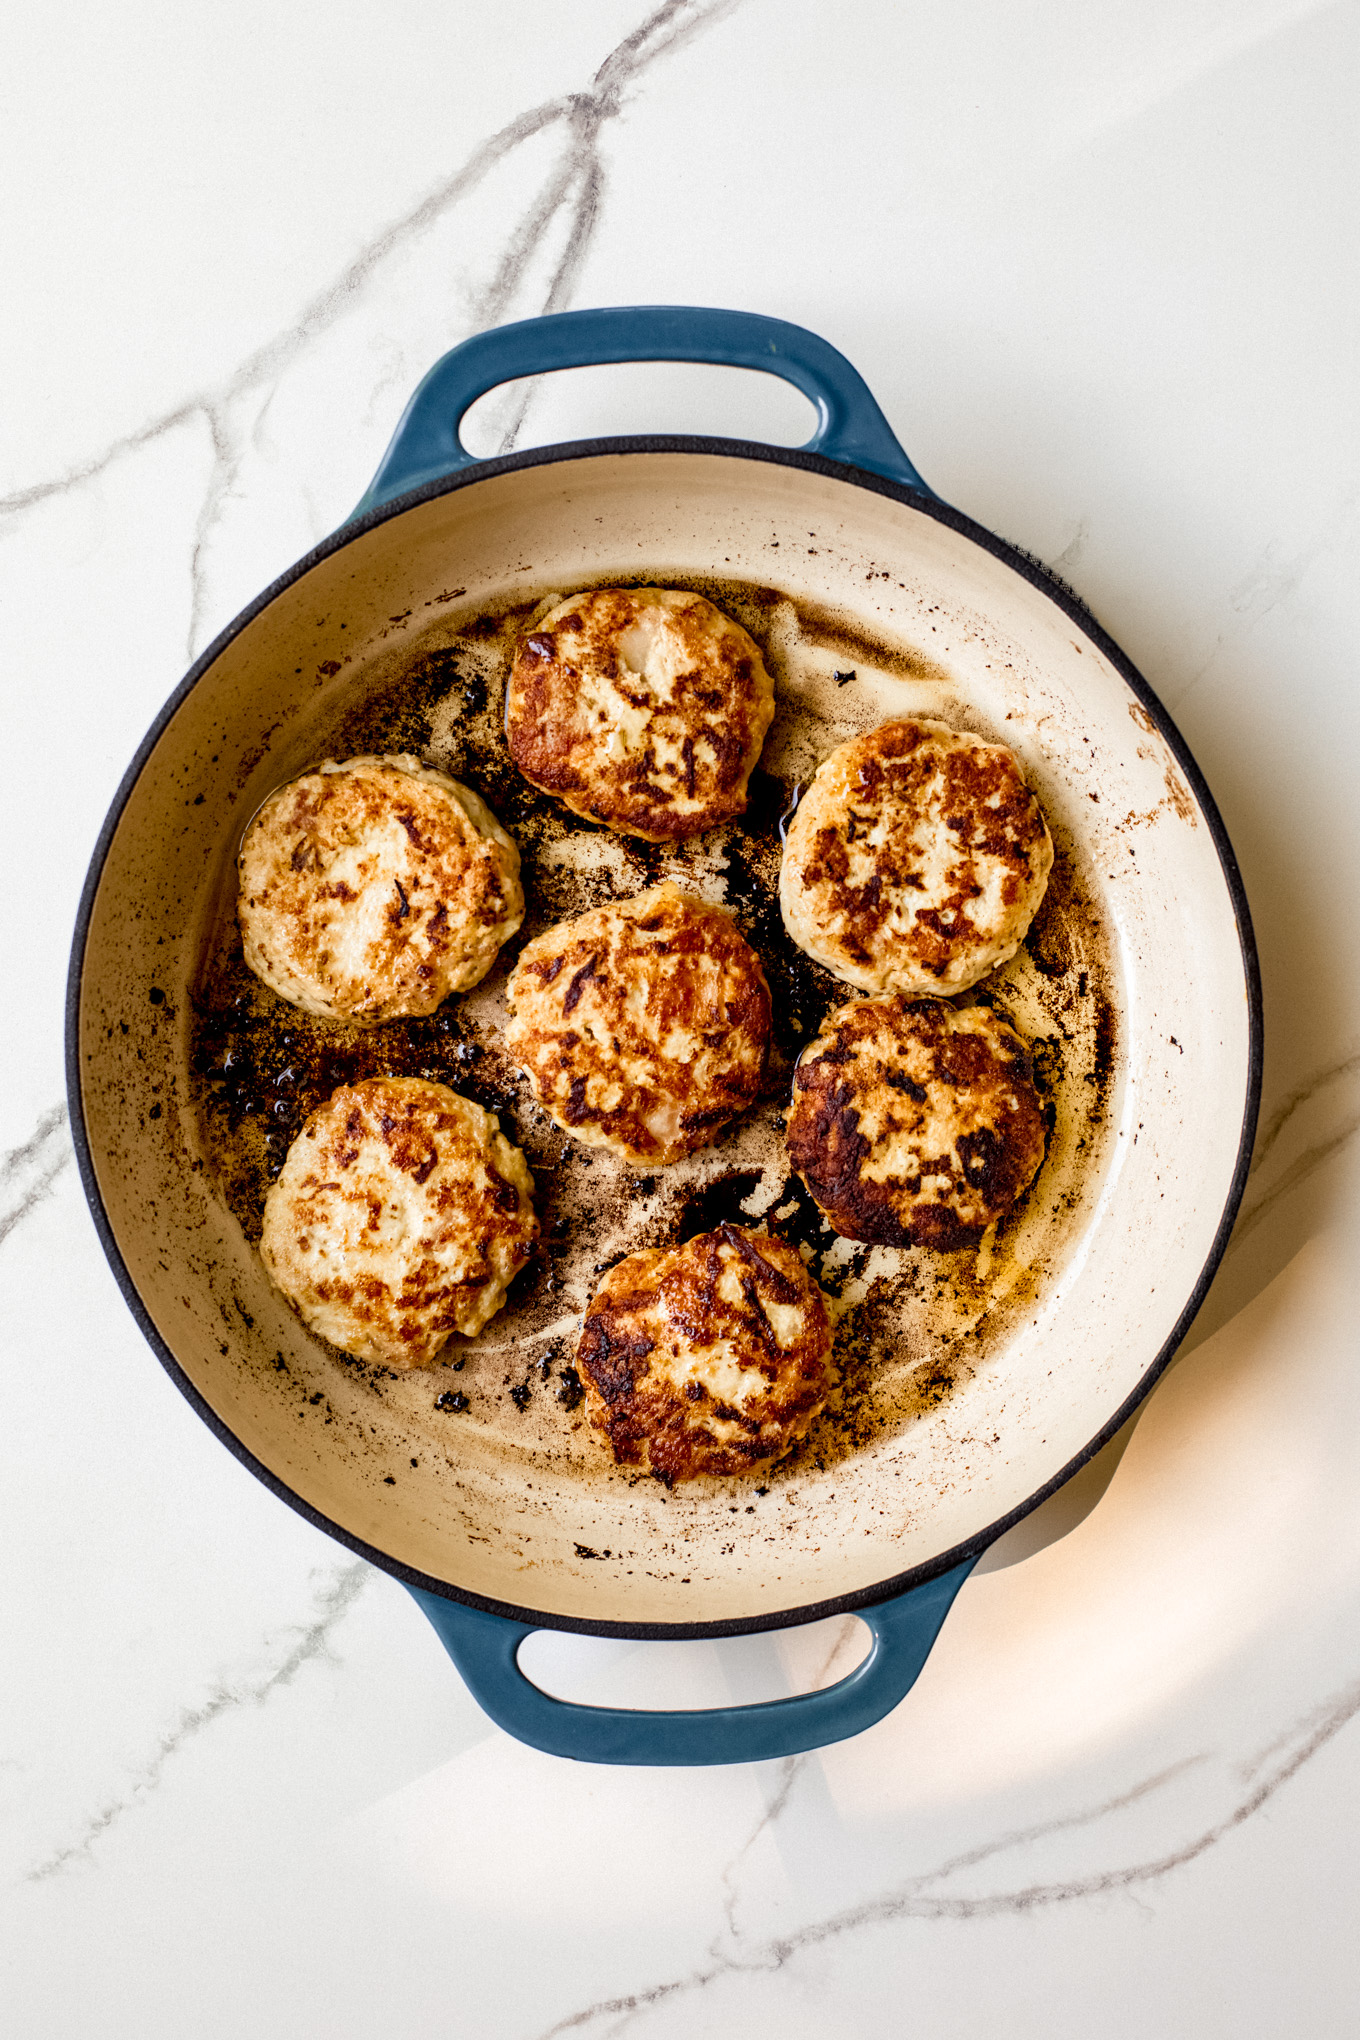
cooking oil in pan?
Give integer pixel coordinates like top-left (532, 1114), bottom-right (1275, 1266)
top-left (188, 578), bottom-right (1120, 1490)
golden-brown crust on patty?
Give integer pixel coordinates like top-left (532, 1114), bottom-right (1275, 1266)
top-left (786, 997), bottom-right (1047, 1250)
top-left (779, 720), bottom-right (1052, 996)
top-left (504, 882), bottom-right (771, 1168)
top-left (577, 1226), bottom-right (833, 1481)
top-left (505, 587), bottom-right (775, 840)
top-left (239, 755), bottom-right (523, 1023)
top-left (259, 1076), bottom-right (537, 1365)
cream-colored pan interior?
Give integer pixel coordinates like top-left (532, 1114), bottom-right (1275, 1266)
top-left (75, 451), bottom-right (1252, 1629)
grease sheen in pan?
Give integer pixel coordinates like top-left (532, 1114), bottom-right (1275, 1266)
top-left (189, 577), bottom-right (1120, 1511)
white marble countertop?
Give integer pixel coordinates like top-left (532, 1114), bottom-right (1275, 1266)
top-left (4, 2), bottom-right (1359, 2032)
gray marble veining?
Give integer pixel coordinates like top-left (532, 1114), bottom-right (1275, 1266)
top-left (527, 1663), bottom-right (1360, 2036)
top-left (9, 9), bottom-right (1359, 2029)
top-left (3, 1), bottom-right (748, 1244)
top-left (24, 1561), bottom-right (370, 1883)
top-left (1226, 1046), bottom-right (1360, 1253)
top-left (0, 0), bottom-right (743, 661)
top-left (0, 1104), bottom-right (71, 1252)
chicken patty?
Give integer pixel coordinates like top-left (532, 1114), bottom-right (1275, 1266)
top-left (786, 996), bottom-right (1047, 1249)
top-left (505, 882), bottom-right (771, 1167)
top-left (505, 587), bottom-right (775, 840)
top-left (779, 719), bottom-right (1052, 996)
top-left (239, 754), bottom-right (523, 1023)
top-left (259, 1076), bottom-right (538, 1365)
top-left (576, 1225), bottom-right (834, 1481)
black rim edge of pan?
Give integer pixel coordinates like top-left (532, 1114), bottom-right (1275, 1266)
top-left (65, 434), bottom-right (1265, 1642)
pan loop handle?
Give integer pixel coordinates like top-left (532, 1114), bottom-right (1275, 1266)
top-left (406, 1557), bottom-right (975, 1767)
top-left (353, 306), bottom-right (936, 518)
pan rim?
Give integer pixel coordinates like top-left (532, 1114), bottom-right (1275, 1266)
top-left (65, 433), bottom-right (1263, 1640)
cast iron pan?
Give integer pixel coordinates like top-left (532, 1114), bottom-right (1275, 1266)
top-left (68, 308), bottom-right (1261, 1762)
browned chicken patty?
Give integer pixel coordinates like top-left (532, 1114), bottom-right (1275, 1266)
top-left (238, 754), bottom-right (523, 1023)
top-left (259, 1076), bottom-right (538, 1365)
top-left (577, 1225), bottom-right (834, 1481)
top-left (504, 882), bottom-right (771, 1167)
top-left (505, 587), bottom-right (775, 840)
top-left (786, 997), bottom-right (1047, 1249)
top-left (780, 719), bottom-right (1052, 996)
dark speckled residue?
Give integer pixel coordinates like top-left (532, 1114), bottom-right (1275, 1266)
top-left (187, 575), bottom-right (1121, 1478)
